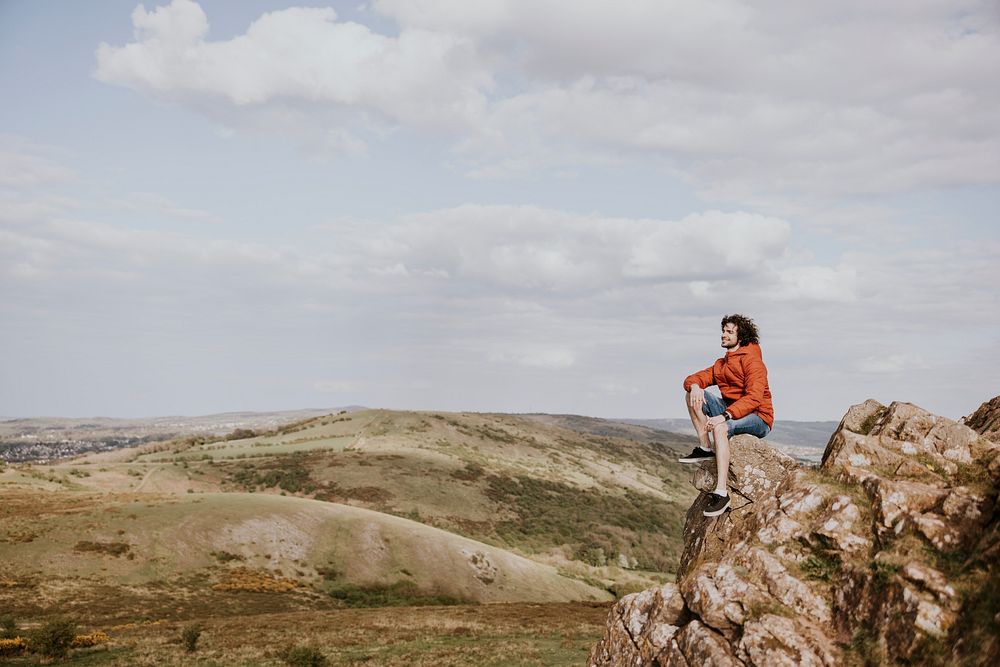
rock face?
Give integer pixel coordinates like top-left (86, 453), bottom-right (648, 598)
top-left (965, 395), bottom-right (1000, 443)
top-left (590, 397), bottom-right (1000, 666)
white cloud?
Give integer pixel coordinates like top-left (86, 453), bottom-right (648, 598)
top-left (376, 0), bottom-right (1000, 195)
top-left (770, 265), bottom-right (858, 303)
top-left (463, 75), bottom-right (1000, 197)
top-left (111, 191), bottom-right (221, 223)
top-left (856, 353), bottom-right (930, 374)
top-left (0, 141), bottom-right (77, 188)
top-left (489, 347), bottom-right (576, 369)
top-left (0, 211), bottom-right (349, 293)
top-left (362, 205), bottom-right (793, 292)
top-left (623, 210), bottom-right (790, 279)
top-left (94, 1), bottom-right (1000, 198)
top-left (94, 0), bottom-right (490, 129)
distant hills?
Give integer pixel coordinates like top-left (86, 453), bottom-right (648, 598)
top-left (617, 418), bottom-right (838, 462)
top-left (0, 407), bottom-right (837, 463)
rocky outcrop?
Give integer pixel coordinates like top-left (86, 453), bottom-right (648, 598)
top-left (590, 397), bottom-right (1000, 666)
top-left (965, 395), bottom-right (1000, 443)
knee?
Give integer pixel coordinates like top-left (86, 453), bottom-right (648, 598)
top-left (712, 423), bottom-right (728, 438)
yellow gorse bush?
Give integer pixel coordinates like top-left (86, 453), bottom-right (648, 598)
top-left (212, 567), bottom-right (299, 592)
top-left (0, 636), bottom-right (27, 656)
top-left (71, 631), bottom-right (110, 648)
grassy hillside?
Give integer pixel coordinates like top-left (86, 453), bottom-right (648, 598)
top-left (0, 488), bottom-right (610, 625)
top-left (105, 409), bottom-right (697, 575)
top-left (1, 409), bottom-right (695, 649)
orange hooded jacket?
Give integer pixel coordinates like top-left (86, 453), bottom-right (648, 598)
top-left (683, 342), bottom-right (774, 428)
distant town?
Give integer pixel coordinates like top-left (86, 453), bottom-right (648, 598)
top-left (0, 408), bottom-right (345, 463)
top-left (0, 435), bottom-right (154, 463)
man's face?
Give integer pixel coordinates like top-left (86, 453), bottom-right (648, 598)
top-left (721, 323), bottom-right (739, 349)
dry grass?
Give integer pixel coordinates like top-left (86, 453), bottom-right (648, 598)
top-left (0, 603), bottom-right (610, 666)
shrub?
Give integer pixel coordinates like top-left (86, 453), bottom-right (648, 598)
top-left (800, 552), bottom-right (841, 582)
top-left (450, 462), bottom-right (485, 481)
top-left (0, 637), bottom-right (26, 657)
top-left (29, 617), bottom-right (76, 660)
top-left (181, 622), bottom-right (203, 652)
top-left (327, 581), bottom-right (465, 608)
top-left (282, 643), bottom-right (328, 667)
top-left (226, 455), bottom-right (317, 494)
top-left (211, 568), bottom-right (298, 593)
top-left (210, 550), bottom-right (245, 563)
top-left (0, 615), bottom-right (17, 639)
top-left (73, 540), bottom-right (131, 557)
top-left (858, 407), bottom-right (887, 435)
top-left (575, 544), bottom-right (608, 567)
top-left (869, 560), bottom-right (900, 592)
top-left (71, 631), bottom-right (110, 648)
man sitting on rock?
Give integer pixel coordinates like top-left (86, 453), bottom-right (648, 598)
top-left (679, 314), bottom-right (774, 517)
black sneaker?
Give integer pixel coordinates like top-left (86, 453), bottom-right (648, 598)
top-left (678, 447), bottom-right (715, 464)
top-left (703, 492), bottom-right (731, 517)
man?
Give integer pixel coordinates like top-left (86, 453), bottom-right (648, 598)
top-left (679, 314), bottom-right (774, 517)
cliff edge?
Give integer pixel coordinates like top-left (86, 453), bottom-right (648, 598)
top-left (589, 397), bottom-right (1000, 666)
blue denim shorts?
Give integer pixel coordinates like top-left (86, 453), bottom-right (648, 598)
top-left (702, 391), bottom-right (770, 439)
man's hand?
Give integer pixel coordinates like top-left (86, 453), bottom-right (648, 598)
top-left (687, 385), bottom-right (705, 409)
top-left (704, 414), bottom-right (727, 433)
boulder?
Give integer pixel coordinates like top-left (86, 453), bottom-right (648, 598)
top-left (737, 614), bottom-right (839, 667)
top-left (822, 400), bottom-right (982, 477)
top-left (678, 434), bottom-right (798, 577)
top-left (680, 561), bottom-right (769, 639)
top-left (963, 395), bottom-right (1000, 442)
top-left (587, 582), bottom-right (687, 667)
top-left (808, 495), bottom-right (871, 554)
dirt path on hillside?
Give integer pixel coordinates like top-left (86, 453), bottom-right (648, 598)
top-left (134, 466), bottom-right (157, 492)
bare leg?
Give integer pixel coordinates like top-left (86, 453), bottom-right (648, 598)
top-left (712, 423), bottom-right (730, 491)
top-left (686, 397), bottom-right (713, 450)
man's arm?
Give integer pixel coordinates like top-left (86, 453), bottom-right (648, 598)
top-left (683, 366), bottom-right (715, 393)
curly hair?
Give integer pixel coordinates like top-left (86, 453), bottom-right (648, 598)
top-left (721, 314), bottom-right (760, 346)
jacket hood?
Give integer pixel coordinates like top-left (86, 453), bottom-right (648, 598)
top-left (726, 342), bottom-right (761, 358)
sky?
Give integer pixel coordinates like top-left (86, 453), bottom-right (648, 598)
top-left (1, 0), bottom-right (998, 422)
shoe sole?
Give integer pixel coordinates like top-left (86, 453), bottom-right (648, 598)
top-left (703, 500), bottom-right (731, 517)
top-left (678, 457), bottom-right (715, 464)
